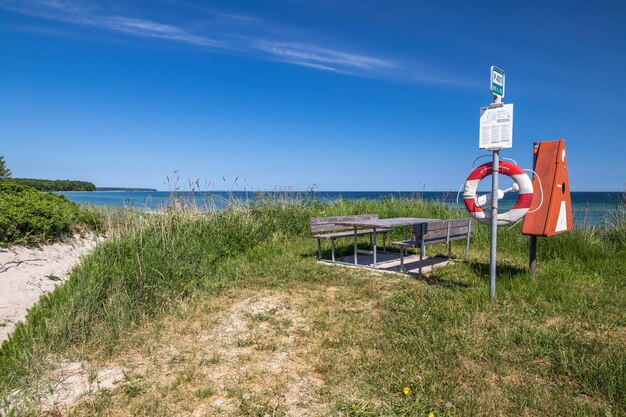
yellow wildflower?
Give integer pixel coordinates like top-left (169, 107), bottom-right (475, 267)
top-left (428, 412), bottom-right (436, 417)
top-left (403, 386), bottom-right (411, 395)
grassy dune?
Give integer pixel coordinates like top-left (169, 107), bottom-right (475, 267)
top-left (0, 197), bottom-right (624, 415)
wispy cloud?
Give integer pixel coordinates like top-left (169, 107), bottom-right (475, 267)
top-left (213, 11), bottom-right (260, 24)
top-left (0, 1), bottom-right (227, 48)
top-left (100, 17), bottom-right (225, 48)
top-left (0, 0), bottom-right (419, 80)
top-left (282, 61), bottom-right (340, 73)
top-left (254, 41), bottom-right (396, 73)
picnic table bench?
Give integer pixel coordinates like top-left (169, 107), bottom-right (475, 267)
top-left (310, 214), bottom-right (390, 262)
top-left (392, 218), bottom-right (473, 275)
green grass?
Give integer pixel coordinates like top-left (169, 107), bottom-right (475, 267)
top-left (0, 196), bottom-right (624, 415)
top-left (0, 182), bottom-right (101, 246)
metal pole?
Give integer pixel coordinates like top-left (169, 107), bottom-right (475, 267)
top-left (372, 228), bottom-right (377, 267)
top-left (529, 235), bottom-right (537, 277)
top-left (490, 149), bottom-right (499, 301)
top-left (529, 142), bottom-right (539, 277)
top-left (353, 227), bottom-right (358, 265)
top-left (489, 94), bottom-right (502, 301)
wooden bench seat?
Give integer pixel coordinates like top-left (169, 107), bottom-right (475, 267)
top-left (310, 214), bottom-right (390, 262)
top-left (391, 218), bottom-right (473, 275)
top-left (312, 228), bottom-right (390, 240)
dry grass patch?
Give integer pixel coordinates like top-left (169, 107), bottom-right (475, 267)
top-left (61, 288), bottom-right (325, 416)
top-left (17, 266), bottom-right (417, 417)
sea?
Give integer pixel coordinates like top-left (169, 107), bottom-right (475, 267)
top-left (60, 191), bottom-right (625, 228)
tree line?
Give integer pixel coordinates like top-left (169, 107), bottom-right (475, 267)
top-left (2, 178), bottom-right (97, 191)
top-left (0, 156), bottom-right (95, 191)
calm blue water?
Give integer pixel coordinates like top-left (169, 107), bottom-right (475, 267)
top-left (60, 190), bottom-right (624, 227)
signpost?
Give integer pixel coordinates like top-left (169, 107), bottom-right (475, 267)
top-left (487, 66), bottom-right (506, 301)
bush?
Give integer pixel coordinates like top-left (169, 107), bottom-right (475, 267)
top-left (0, 183), bottom-right (102, 245)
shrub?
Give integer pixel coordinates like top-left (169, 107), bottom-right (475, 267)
top-left (0, 183), bottom-right (102, 245)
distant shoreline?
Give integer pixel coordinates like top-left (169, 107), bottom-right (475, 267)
top-left (95, 187), bottom-right (158, 192)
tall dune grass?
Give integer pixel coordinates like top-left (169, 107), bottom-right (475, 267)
top-left (1, 194), bottom-right (624, 414)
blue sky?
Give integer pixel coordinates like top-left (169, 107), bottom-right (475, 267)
top-left (1, 0), bottom-right (625, 191)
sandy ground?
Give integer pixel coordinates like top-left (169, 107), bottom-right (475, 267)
top-left (0, 234), bottom-right (103, 343)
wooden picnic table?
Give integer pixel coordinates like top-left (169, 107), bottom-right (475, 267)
top-left (333, 217), bottom-right (441, 267)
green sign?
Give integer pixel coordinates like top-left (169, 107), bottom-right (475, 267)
top-left (490, 66), bottom-right (505, 98)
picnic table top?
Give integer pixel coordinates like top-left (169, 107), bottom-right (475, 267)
top-left (333, 217), bottom-right (442, 228)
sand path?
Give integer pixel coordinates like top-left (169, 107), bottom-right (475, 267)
top-left (0, 234), bottom-right (102, 343)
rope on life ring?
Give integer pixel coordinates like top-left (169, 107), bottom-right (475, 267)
top-left (463, 161), bottom-right (534, 226)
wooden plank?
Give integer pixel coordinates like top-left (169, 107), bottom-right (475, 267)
top-left (424, 221), bottom-right (448, 231)
top-left (376, 217), bottom-right (439, 227)
top-left (448, 218), bottom-right (471, 228)
top-left (310, 214), bottom-right (380, 233)
top-left (391, 218), bottom-right (473, 253)
top-left (390, 240), bottom-right (419, 247)
top-left (310, 214), bottom-right (378, 224)
top-left (310, 224), bottom-right (353, 233)
top-left (423, 237), bottom-right (448, 244)
top-left (423, 231), bottom-right (448, 240)
top-left (335, 217), bottom-right (441, 228)
top-left (312, 228), bottom-right (390, 240)
top-left (413, 221), bottom-right (447, 240)
top-left (413, 221), bottom-right (446, 232)
top-left (391, 236), bottom-right (447, 246)
top-left (448, 226), bottom-right (471, 235)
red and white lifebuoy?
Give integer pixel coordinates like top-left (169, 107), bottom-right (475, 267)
top-left (463, 161), bottom-right (533, 226)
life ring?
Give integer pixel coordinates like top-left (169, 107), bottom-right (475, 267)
top-left (463, 161), bottom-right (533, 226)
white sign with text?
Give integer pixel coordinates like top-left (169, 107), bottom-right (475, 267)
top-left (479, 103), bottom-right (514, 149)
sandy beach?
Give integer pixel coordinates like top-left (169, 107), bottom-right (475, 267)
top-left (0, 235), bottom-right (102, 343)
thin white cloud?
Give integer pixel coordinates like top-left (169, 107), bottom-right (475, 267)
top-left (254, 41), bottom-right (397, 72)
top-left (284, 60), bottom-right (340, 73)
top-left (0, 1), bottom-right (228, 47)
top-left (0, 0), bottom-right (414, 79)
top-left (213, 11), bottom-right (260, 24)
top-left (105, 17), bottom-right (183, 35)
top-left (101, 17), bottom-right (225, 48)
top-left (35, 0), bottom-right (86, 13)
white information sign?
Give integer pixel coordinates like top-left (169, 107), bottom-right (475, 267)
top-left (479, 103), bottom-right (514, 149)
